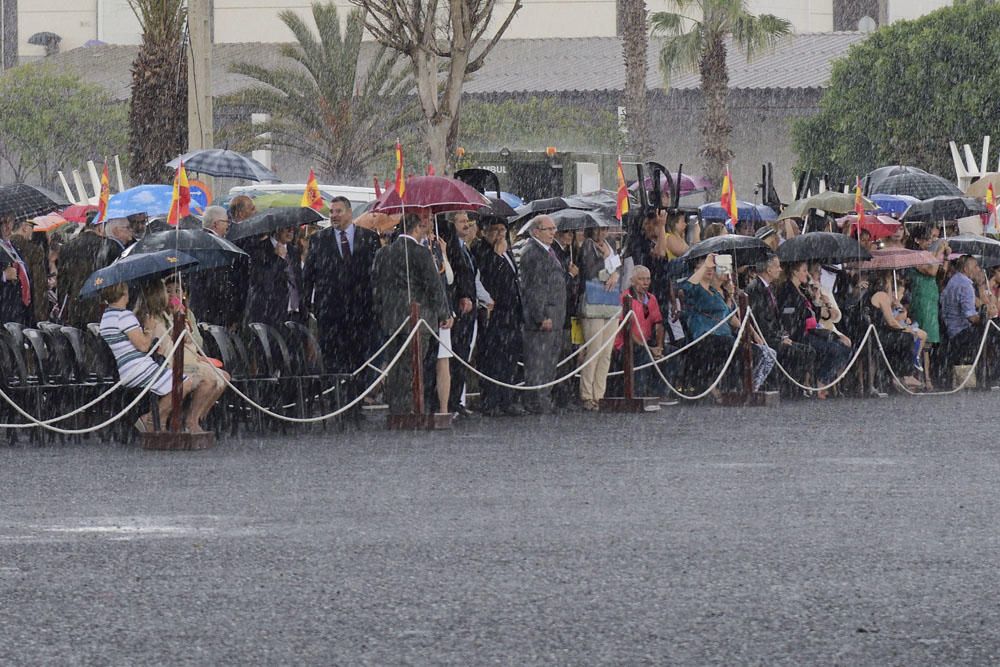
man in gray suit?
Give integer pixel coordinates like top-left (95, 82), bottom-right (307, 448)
top-left (373, 211), bottom-right (453, 416)
top-left (519, 215), bottom-right (567, 414)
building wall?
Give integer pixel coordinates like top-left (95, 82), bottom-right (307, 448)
top-left (886, 0), bottom-right (951, 23)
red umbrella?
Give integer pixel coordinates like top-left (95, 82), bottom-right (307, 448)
top-left (848, 248), bottom-right (940, 271)
top-left (373, 176), bottom-right (489, 214)
top-left (837, 213), bottom-right (901, 241)
top-left (62, 203), bottom-right (98, 223)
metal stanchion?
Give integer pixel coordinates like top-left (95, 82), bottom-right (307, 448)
top-left (601, 294), bottom-right (659, 413)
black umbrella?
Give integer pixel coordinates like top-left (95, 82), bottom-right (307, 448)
top-left (563, 190), bottom-right (619, 222)
top-left (478, 196), bottom-right (516, 221)
top-left (226, 207), bottom-right (325, 242)
top-left (79, 250), bottom-right (199, 298)
top-left (510, 197), bottom-right (575, 225)
top-left (0, 183), bottom-right (69, 222)
top-left (863, 165), bottom-right (928, 195)
top-left (777, 232), bottom-right (871, 264)
top-left (680, 235), bottom-right (773, 267)
top-left (167, 149), bottom-right (279, 182)
top-left (901, 196), bottom-right (987, 222)
top-left (122, 228), bottom-right (248, 270)
top-left (942, 234), bottom-right (1000, 260)
top-left (873, 172), bottom-right (964, 199)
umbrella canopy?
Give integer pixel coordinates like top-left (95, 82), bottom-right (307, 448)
top-left (941, 234), bottom-right (1000, 260)
top-left (629, 172), bottom-right (711, 196)
top-left (106, 184), bottom-right (208, 220)
top-left (0, 183), bottom-right (69, 222)
top-left (122, 228), bottom-right (248, 270)
top-left (777, 232), bottom-right (871, 264)
top-left (167, 149), bottom-right (279, 182)
top-left (870, 193), bottom-right (919, 217)
top-left (779, 191), bottom-right (877, 220)
top-left (30, 212), bottom-right (71, 234)
top-left (373, 176), bottom-right (489, 215)
top-left (478, 197), bottom-right (517, 226)
top-left (966, 173), bottom-right (1000, 199)
top-left (252, 192), bottom-right (330, 217)
top-left (518, 208), bottom-right (607, 235)
top-left (699, 200), bottom-right (777, 222)
top-left (863, 165), bottom-right (928, 194)
top-left (61, 203), bottom-right (98, 223)
top-left (901, 196), bottom-right (986, 222)
top-left (836, 214), bottom-right (902, 241)
top-left (79, 250), bottom-right (199, 298)
top-left (872, 172), bottom-right (964, 199)
top-left (849, 248), bottom-right (940, 271)
top-left (227, 207), bottom-right (324, 242)
top-left (680, 234), bottom-right (772, 267)
top-left (563, 190), bottom-right (620, 224)
top-left (511, 197), bottom-right (579, 225)
top-left (498, 191), bottom-right (524, 208)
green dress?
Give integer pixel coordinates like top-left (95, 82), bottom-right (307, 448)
top-left (907, 268), bottom-right (940, 344)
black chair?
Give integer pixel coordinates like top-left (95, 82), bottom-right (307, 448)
top-left (0, 334), bottom-right (38, 445)
top-left (283, 321), bottom-right (349, 426)
top-left (200, 324), bottom-right (271, 433)
top-left (247, 322), bottom-right (304, 423)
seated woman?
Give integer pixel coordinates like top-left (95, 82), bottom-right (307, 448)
top-left (680, 254), bottom-right (775, 398)
top-left (135, 280), bottom-right (225, 434)
top-left (866, 270), bottom-right (924, 391)
top-left (614, 265), bottom-right (665, 398)
top-left (778, 261), bottom-right (852, 398)
top-left (164, 274), bottom-right (230, 407)
top-left (99, 282), bottom-right (193, 432)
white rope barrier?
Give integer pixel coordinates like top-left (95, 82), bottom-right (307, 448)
top-left (557, 315), bottom-right (621, 368)
top-left (421, 313), bottom-right (635, 391)
top-left (746, 309), bottom-right (876, 393)
top-left (0, 331), bottom-right (188, 434)
top-left (190, 324), bottom-right (420, 423)
top-left (350, 317), bottom-right (409, 378)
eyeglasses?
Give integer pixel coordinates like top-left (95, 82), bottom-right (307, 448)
top-left (537, 226), bottom-right (556, 232)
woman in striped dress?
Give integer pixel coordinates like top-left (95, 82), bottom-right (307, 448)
top-left (99, 282), bottom-right (192, 432)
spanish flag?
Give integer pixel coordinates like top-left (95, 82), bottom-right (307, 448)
top-left (721, 166), bottom-right (738, 224)
top-left (615, 158), bottom-right (629, 221)
top-left (166, 161), bottom-right (191, 226)
top-left (300, 168), bottom-right (323, 211)
top-left (854, 176), bottom-right (865, 221)
top-left (986, 182), bottom-right (997, 233)
top-left (394, 141), bottom-right (405, 197)
top-left (96, 163), bottom-right (110, 223)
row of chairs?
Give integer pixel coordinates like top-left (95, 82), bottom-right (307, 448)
top-left (0, 319), bottom-right (355, 445)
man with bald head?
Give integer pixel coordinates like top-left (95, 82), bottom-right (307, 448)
top-left (519, 215), bottom-right (568, 414)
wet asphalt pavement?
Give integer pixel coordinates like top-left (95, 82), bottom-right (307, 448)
top-left (3, 393), bottom-right (1000, 665)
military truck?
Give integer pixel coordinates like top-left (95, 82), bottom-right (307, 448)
top-left (457, 149), bottom-right (634, 201)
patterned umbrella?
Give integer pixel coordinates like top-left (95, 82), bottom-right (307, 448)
top-left (862, 165), bottom-right (928, 195)
top-left (79, 250), bottom-right (199, 298)
top-left (680, 234), bottom-right (772, 267)
top-left (0, 183), bottom-right (69, 222)
top-left (869, 194), bottom-right (919, 217)
top-left (373, 176), bottom-right (490, 215)
top-left (167, 149), bottom-right (279, 182)
top-left (942, 234), bottom-right (1000, 261)
top-left (872, 172), bottom-right (963, 199)
top-left (122, 228), bottom-right (248, 271)
top-left (777, 232), bottom-right (871, 264)
top-left (106, 184), bottom-right (208, 219)
top-left (900, 196), bottom-right (986, 222)
top-left (700, 200), bottom-right (778, 222)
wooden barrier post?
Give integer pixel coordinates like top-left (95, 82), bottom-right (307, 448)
top-left (720, 291), bottom-right (779, 407)
top-left (388, 301), bottom-right (452, 430)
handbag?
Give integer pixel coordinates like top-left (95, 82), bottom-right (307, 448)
top-left (579, 279), bottom-right (621, 319)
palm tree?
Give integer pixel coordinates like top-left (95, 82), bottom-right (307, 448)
top-left (620, 0), bottom-right (650, 157)
top-left (127, 0), bottom-right (187, 184)
top-left (651, 0), bottom-right (791, 190)
top-left (220, 2), bottom-right (418, 183)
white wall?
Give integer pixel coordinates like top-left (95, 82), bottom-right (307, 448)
top-left (887, 0), bottom-right (951, 23)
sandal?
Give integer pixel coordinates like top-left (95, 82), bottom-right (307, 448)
top-left (134, 415), bottom-right (153, 433)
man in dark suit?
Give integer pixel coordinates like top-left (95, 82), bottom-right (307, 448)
top-left (551, 228), bottom-right (580, 409)
top-left (519, 215), bottom-right (567, 414)
top-left (303, 196), bottom-right (381, 414)
top-left (476, 218), bottom-right (525, 417)
top-left (0, 215), bottom-right (31, 326)
top-left (745, 255), bottom-right (814, 388)
top-left (445, 211), bottom-right (478, 416)
top-left (187, 205), bottom-right (246, 329)
top-left (373, 211), bottom-right (452, 416)
top-left (57, 217), bottom-right (107, 328)
top-left (246, 225), bottom-right (304, 331)
top-left (10, 219), bottom-right (47, 325)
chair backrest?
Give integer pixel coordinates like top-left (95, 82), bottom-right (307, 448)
top-left (247, 323), bottom-right (294, 378)
top-left (37, 327), bottom-right (77, 383)
top-left (0, 333), bottom-right (27, 386)
top-left (36, 321), bottom-right (62, 334)
top-left (4, 322), bottom-right (25, 351)
top-left (202, 324), bottom-right (247, 379)
top-left (283, 320), bottom-right (326, 375)
top-left (60, 326), bottom-right (91, 381)
top-left (21, 329), bottom-right (51, 384)
top-left (83, 324), bottom-right (119, 382)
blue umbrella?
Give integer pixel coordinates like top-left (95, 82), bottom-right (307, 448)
top-left (79, 250), bottom-right (198, 298)
top-left (870, 193), bottom-right (918, 217)
top-left (104, 184), bottom-right (208, 221)
top-left (499, 191), bottom-right (524, 208)
top-left (699, 200), bottom-right (777, 223)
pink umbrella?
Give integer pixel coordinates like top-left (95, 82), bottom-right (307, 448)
top-left (629, 172), bottom-right (710, 195)
top-left (373, 176), bottom-right (489, 215)
top-left (836, 213), bottom-right (902, 241)
top-left (848, 248), bottom-right (940, 271)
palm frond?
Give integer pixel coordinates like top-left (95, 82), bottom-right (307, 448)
top-left (657, 29), bottom-right (703, 86)
top-left (731, 13), bottom-right (792, 59)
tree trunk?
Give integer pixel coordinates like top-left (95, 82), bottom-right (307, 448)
top-left (620, 0), bottom-right (649, 157)
top-left (699, 33), bottom-right (731, 196)
top-left (128, 41), bottom-right (187, 184)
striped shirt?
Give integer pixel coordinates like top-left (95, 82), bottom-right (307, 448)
top-left (99, 307), bottom-right (168, 391)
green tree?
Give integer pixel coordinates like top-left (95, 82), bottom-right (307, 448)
top-left (793, 0), bottom-right (1000, 181)
top-left (651, 0), bottom-right (791, 191)
top-left (457, 98), bottom-right (623, 154)
top-left (127, 0), bottom-right (187, 184)
top-left (0, 65), bottom-right (127, 187)
top-left (220, 2), bottom-right (417, 183)
top-left (621, 0), bottom-right (651, 157)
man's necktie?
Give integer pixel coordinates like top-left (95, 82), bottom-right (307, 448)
top-left (340, 230), bottom-right (351, 258)
top-left (766, 283), bottom-right (777, 312)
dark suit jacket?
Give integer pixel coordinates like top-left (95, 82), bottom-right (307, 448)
top-left (552, 240), bottom-right (579, 325)
top-left (746, 276), bottom-right (787, 348)
top-left (519, 239), bottom-right (567, 332)
top-left (246, 237), bottom-right (303, 330)
top-left (303, 224), bottom-right (380, 351)
top-left (447, 238), bottom-right (477, 308)
top-left (58, 229), bottom-right (106, 328)
top-left (777, 280), bottom-right (815, 343)
top-left (372, 236), bottom-right (450, 334)
top-left (11, 236), bottom-right (47, 324)
top-left (187, 231), bottom-right (248, 329)
top-left (478, 244), bottom-right (523, 330)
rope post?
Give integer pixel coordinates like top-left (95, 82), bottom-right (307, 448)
top-left (622, 293), bottom-right (634, 400)
top-left (142, 311), bottom-right (214, 450)
top-left (739, 292), bottom-right (753, 397)
top-left (719, 294), bottom-right (779, 407)
top-left (409, 301), bottom-right (424, 416)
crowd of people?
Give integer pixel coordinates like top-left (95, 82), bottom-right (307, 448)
top-left (3, 189), bottom-right (1000, 434)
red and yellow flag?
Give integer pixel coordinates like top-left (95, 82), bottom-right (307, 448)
top-left (96, 163), bottom-right (110, 223)
top-left (854, 176), bottom-right (865, 222)
top-left (394, 141), bottom-right (405, 197)
top-left (721, 166), bottom-right (738, 223)
top-left (615, 158), bottom-right (629, 221)
top-left (300, 168), bottom-right (323, 211)
top-left (987, 182), bottom-right (996, 216)
top-left (166, 161), bottom-right (191, 226)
